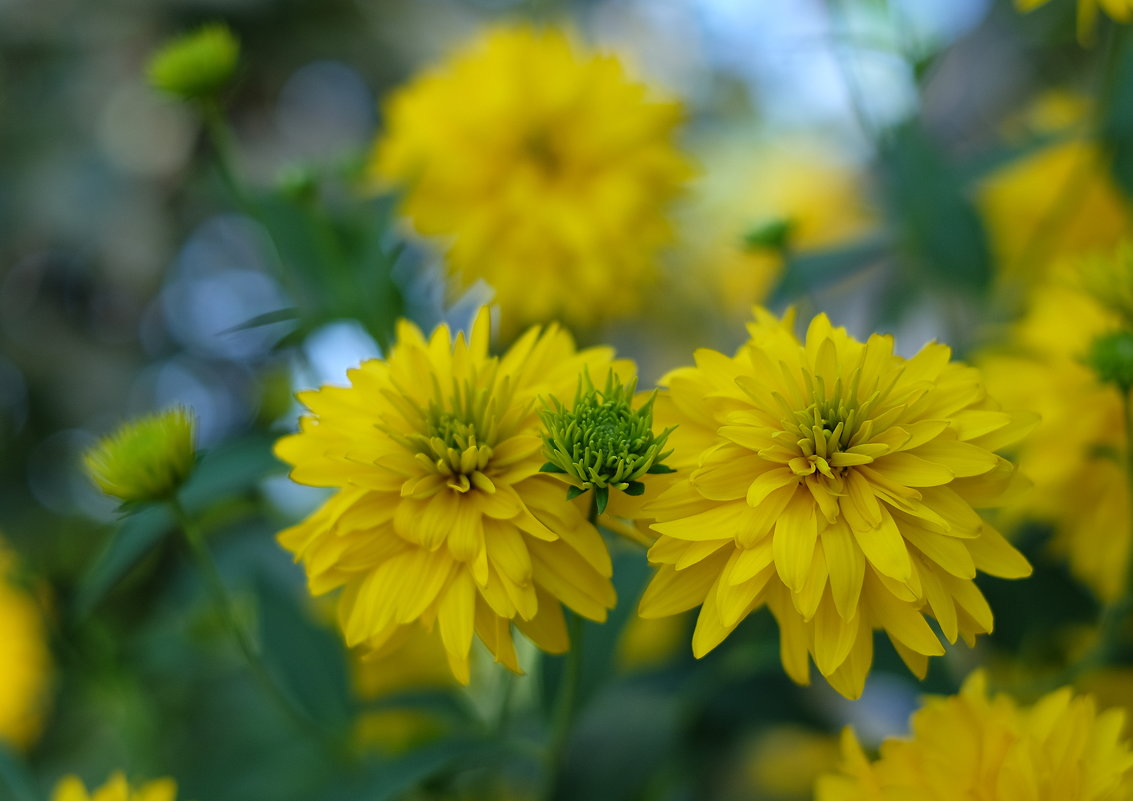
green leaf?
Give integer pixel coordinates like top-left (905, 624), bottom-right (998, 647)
top-left (1102, 33), bottom-right (1133, 200)
top-left (540, 461), bottom-right (567, 474)
top-left (742, 217), bottom-right (794, 252)
top-left (566, 486), bottom-right (586, 501)
top-left (321, 738), bottom-right (491, 801)
top-left (0, 744), bottom-right (38, 801)
top-left (879, 121), bottom-right (992, 293)
top-left (72, 503), bottom-right (173, 621)
top-left (255, 574), bottom-right (352, 728)
top-left (220, 307), bottom-right (301, 334)
top-left (624, 481), bottom-right (645, 496)
top-left (645, 464), bottom-right (676, 474)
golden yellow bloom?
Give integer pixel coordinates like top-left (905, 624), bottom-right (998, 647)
top-left (0, 541), bottom-right (51, 749)
top-left (638, 309), bottom-right (1033, 699)
top-left (83, 408), bottom-right (195, 503)
top-left (979, 115), bottom-right (1128, 282)
top-left (276, 310), bottom-right (627, 683)
top-left (677, 135), bottom-right (874, 320)
top-left (52, 773), bottom-right (179, 801)
top-left (369, 25), bottom-right (691, 334)
top-left (980, 276), bottom-right (1128, 600)
top-left (1018, 0), bottom-right (1133, 42)
top-left (816, 671), bottom-right (1133, 800)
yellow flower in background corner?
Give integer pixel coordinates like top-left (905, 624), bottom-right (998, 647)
top-left (638, 309), bottom-right (1034, 699)
top-left (979, 93), bottom-right (1128, 283)
top-left (369, 25), bottom-right (692, 335)
top-left (275, 310), bottom-right (628, 683)
top-left (52, 772), bottom-right (179, 801)
top-left (0, 541), bottom-right (51, 749)
top-left (816, 672), bottom-right (1133, 800)
top-left (1018, 0), bottom-right (1133, 42)
top-left (980, 271), bottom-right (1129, 601)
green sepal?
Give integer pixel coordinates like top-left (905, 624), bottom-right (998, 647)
top-left (566, 485), bottom-right (586, 501)
top-left (646, 464), bottom-right (676, 474)
top-left (594, 485), bottom-right (609, 515)
top-left (540, 462), bottom-right (567, 474)
top-left (624, 481), bottom-right (645, 496)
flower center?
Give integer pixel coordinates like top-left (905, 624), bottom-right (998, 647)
top-left (786, 373), bottom-right (880, 479)
top-left (523, 128), bottom-right (562, 178)
top-left (408, 379), bottom-right (500, 494)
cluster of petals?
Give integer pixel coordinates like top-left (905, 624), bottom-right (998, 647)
top-left (817, 671), bottom-right (1133, 800)
top-left (638, 309), bottom-right (1034, 698)
top-left (275, 311), bottom-right (627, 682)
top-left (369, 24), bottom-right (692, 333)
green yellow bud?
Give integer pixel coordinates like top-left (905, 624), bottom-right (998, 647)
top-left (147, 23), bottom-right (239, 101)
top-left (83, 408), bottom-right (196, 503)
top-left (1079, 242), bottom-right (1133, 330)
top-left (539, 371), bottom-right (675, 514)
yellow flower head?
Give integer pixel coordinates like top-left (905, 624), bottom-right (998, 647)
top-left (980, 271), bottom-right (1128, 601)
top-left (638, 309), bottom-right (1034, 699)
top-left (147, 23), bottom-right (239, 101)
top-left (0, 541), bottom-right (51, 749)
top-left (275, 310), bottom-right (628, 683)
top-left (816, 671), bottom-right (1133, 800)
top-left (369, 25), bottom-right (692, 334)
top-left (52, 772), bottom-right (179, 801)
top-left (1018, 0), bottom-right (1133, 43)
top-left (83, 408), bottom-right (196, 503)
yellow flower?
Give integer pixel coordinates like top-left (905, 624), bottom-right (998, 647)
top-left (979, 102), bottom-right (1128, 282)
top-left (677, 135), bottom-right (874, 320)
top-left (52, 772), bottom-right (179, 801)
top-left (275, 310), bottom-right (627, 683)
top-left (638, 309), bottom-right (1034, 699)
top-left (1018, 0), bottom-right (1133, 42)
top-left (0, 541), bottom-right (51, 749)
top-left (147, 23), bottom-right (239, 101)
top-left (83, 408), bottom-right (195, 503)
top-left (816, 671), bottom-right (1133, 800)
top-left (980, 275), bottom-right (1128, 600)
top-left (369, 25), bottom-right (691, 334)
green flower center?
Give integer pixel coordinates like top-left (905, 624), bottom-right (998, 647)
top-left (787, 372), bottom-right (882, 479)
top-left (403, 376), bottom-right (503, 494)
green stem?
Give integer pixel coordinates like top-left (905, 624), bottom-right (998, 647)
top-left (1058, 389), bottom-right (1133, 683)
top-left (200, 100), bottom-right (251, 212)
top-left (168, 497), bottom-right (329, 744)
top-left (542, 613), bottom-right (584, 801)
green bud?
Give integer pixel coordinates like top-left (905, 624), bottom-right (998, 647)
top-left (83, 407), bottom-right (196, 503)
top-left (1087, 330), bottom-right (1133, 392)
top-left (539, 371), bottom-right (675, 515)
top-left (147, 23), bottom-right (239, 102)
top-left (742, 217), bottom-right (795, 253)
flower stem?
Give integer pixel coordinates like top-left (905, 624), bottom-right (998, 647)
top-left (1059, 389), bottom-right (1133, 682)
top-left (542, 613), bottom-right (584, 801)
top-left (200, 100), bottom-right (251, 212)
top-left (168, 497), bottom-right (328, 744)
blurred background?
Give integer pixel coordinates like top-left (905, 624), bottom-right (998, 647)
top-left (0, 0), bottom-right (1125, 798)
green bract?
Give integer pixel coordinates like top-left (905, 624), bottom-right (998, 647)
top-left (147, 23), bottom-right (239, 101)
top-left (539, 371), bottom-right (675, 515)
top-left (83, 407), bottom-right (196, 503)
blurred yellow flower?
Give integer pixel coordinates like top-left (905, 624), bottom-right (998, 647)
top-left (1018, 0), bottom-right (1133, 42)
top-left (980, 275), bottom-right (1129, 600)
top-left (369, 25), bottom-right (691, 334)
top-left (979, 131), bottom-right (1127, 284)
top-left (0, 542), bottom-right (51, 749)
top-left (52, 773), bottom-right (179, 801)
top-left (638, 309), bottom-right (1033, 699)
top-left (352, 626), bottom-right (458, 752)
top-left (816, 671), bottom-right (1133, 800)
top-left (83, 408), bottom-right (195, 503)
top-left (745, 726), bottom-right (841, 800)
top-left (276, 310), bottom-right (627, 683)
top-left (677, 135), bottom-right (874, 320)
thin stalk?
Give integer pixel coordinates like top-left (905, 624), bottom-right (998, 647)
top-left (540, 495), bottom-right (597, 801)
top-left (1055, 388), bottom-right (1133, 684)
top-left (168, 497), bottom-right (328, 744)
top-left (200, 100), bottom-right (251, 213)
